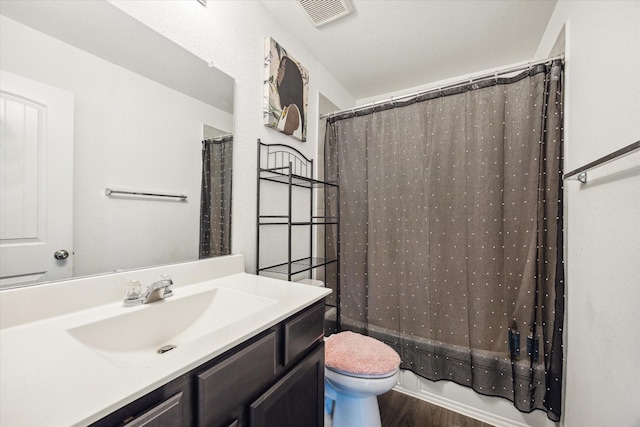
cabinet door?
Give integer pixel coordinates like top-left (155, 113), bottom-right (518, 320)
top-left (249, 343), bottom-right (324, 427)
top-left (124, 392), bottom-right (183, 427)
top-left (198, 331), bottom-right (277, 427)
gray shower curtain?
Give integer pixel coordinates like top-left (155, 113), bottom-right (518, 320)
top-left (325, 61), bottom-right (564, 421)
top-left (200, 135), bottom-right (233, 258)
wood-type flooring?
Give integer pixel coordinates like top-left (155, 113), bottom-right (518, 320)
top-left (378, 390), bottom-right (494, 427)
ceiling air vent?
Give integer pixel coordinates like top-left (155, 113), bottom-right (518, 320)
top-left (298, 0), bottom-right (354, 28)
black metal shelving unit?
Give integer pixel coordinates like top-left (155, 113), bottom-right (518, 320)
top-left (256, 139), bottom-right (340, 332)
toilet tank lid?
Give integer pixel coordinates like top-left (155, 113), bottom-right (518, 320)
top-left (325, 331), bottom-right (400, 376)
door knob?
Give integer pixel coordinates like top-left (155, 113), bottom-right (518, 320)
top-left (54, 249), bottom-right (69, 260)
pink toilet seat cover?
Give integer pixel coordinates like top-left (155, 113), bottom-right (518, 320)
top-left (325, 331), bottom-right (401, 376)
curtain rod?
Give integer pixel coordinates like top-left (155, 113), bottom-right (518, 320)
top-left (203, 133), bottom-right (233, 143)
top-left (320, 54), bottom-right (564, 120)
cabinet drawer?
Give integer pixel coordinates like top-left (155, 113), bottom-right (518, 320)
top-left (124, 392), bottom-right (183, 427)
top-left (283, 301), bottom-right (324, 366)
top-left (91, 373), bottom-right (190, 427)
top-left (198, 331), bottom-right (277, 427)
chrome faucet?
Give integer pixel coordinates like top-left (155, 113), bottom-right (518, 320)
top-left (123, 274), bottom-right (174, 307)
top-left (143, 274), bottom-right (174, 304)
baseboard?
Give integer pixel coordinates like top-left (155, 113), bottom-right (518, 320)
top-left (392, 385), bottom-right (532, 427)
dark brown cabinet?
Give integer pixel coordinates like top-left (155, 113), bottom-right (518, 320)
top-left (283, 301), bottom-right (324, 366)
top-left (249, 344), bottom-right (324, 427)
top-left (92, 372), bottom-right (192, 427)
top-left (198, 331), bottom-right (277, 427)
top-left (124, 392), bottom-right (184, 427)
top-left (91, 301), bottom-right (325, 427)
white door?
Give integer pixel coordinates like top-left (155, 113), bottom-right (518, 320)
top-left (0, 70), bottom-right (74, 289)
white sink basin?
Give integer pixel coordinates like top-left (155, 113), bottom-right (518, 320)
top-left (66, 287), bottom-right (277, 368)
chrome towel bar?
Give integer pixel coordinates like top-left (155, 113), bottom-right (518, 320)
top-left (105, 188), bottom-right (187, 201)
top-left (564, 140), bottom-right (640, 183)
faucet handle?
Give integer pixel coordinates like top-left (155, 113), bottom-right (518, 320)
top-left (123, 280), bottom-right (144, 307)
top-left (164, 284), bottom-right (173, 298)
top-left (159, 274), bottom-right (174, 298)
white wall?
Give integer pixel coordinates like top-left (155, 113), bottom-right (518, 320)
top-left (535, 2), bottom-right (640, 426)
top-left (107, 0), bottom-right (355, 274)
top-left (0, 16), bottom-right (232, 277)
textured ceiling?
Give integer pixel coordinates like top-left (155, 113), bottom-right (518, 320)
top-left (260, 0), bottom-right (557, 100)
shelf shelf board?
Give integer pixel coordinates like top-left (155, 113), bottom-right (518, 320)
top-left (258, 257), bottom-right (338, 275)
top-left (291, 221), bottom-right (339, 226)
top-left (259, 169), bottom-right (339, 189)
top-left (258, 218), bottom-right (339, 226)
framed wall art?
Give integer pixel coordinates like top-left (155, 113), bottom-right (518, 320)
top-left (263, 37), bottom-right (309, 142)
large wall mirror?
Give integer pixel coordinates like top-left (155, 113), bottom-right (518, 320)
top-left (0, 1), bottom-right (234, 289)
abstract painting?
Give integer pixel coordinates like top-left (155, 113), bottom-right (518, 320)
top-left (264, 37), bottom-right (309, 142)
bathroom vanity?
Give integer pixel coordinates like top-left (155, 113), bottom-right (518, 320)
top-left (0, 255), bottom-right (330, 427)
top-left (94, 300), bottom-right (325, 427)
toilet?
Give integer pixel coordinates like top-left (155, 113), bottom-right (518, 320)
top-left (324, 331), bottom-right (401, 427)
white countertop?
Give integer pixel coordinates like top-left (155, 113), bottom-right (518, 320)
top-left (0, 256), bottom-right (330, 427)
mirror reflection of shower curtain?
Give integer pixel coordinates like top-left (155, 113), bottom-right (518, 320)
top-left (325, 60), bottom-right (564, 422)
top-left (200, 136), bottom-right (233, 258)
